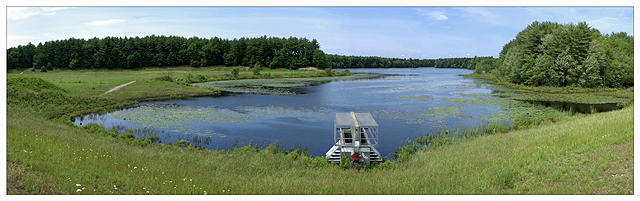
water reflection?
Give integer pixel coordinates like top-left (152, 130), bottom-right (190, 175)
top-left (524, 100), bottom-right (619, 114)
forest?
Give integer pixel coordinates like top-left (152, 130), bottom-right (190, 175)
top-left (489, 21), bottom-right (634, 88)
top-left (6, 35), bottom-right (331, 71)
top-left (327, 54), bottom-right (496, 69)
top-left (7, 34), bottom-right (498, 72)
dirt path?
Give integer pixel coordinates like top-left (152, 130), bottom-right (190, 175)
top-left (298, 67), bottom-right (324, 71)
top-left (103, 81), bottom-right (136, 95)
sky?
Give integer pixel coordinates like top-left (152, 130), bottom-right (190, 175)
top-left (4, 3), bottom-right (636, 59)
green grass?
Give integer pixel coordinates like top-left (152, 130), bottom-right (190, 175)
top-left (464, 73), bottom-right (633, 104)
top-left (6, 67), bottom-right (634, 194)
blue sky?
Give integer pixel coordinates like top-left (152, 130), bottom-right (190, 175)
top-left (5, 5), bottom-right (635, 59)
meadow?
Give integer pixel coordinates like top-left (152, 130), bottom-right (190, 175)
top-left (6, 67), bottom-right (634, 194)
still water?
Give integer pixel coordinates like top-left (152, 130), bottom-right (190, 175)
top-left (74, 68), bottom-right (516, 158)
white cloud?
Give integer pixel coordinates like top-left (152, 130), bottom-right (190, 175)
top-left (7, 35), bottom-right (32, 41)
top-left (415, 9), bottom-right (448, 21)
top-left (586, 17), bottom-right (633, 35)
top-left (426, 11), bottom-right (448, 21)
top-left (84, 19), bottom-right (127, 25)
top-left (7, 7), bottom-right (69, 20)
top-left (431, 13), bottom-right (448, 21)
top-left (456, 7), bottom-right (506, 26)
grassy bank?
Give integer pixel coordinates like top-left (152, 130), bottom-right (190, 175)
top-left (7, 67), bottom-right (634, 194)
top-left (463, 73), bottom-right (633, 106)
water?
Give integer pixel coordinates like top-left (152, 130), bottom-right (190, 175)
top-left (524, 100), bottom-right (619, 114)
top-left (73, 68), bottom-right (605, 159)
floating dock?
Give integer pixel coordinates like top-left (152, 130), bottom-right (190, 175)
top-left (325, 112), bottom-right (383, 166)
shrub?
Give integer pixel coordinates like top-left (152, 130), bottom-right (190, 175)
top-left (253, 63), bottom-right (261, 76)
top-left (324, 68), bottom-right (333, 76)
top-left (185, 74), bottom-right (195, 82)
top-left (307, 156), bottom-right (329, 168)
top-left (197, 74), bottom-right (207, 82)
top-left (175, 138), bottom-right (191, 148)
top-left (231, 67), bottom-right (240, 78)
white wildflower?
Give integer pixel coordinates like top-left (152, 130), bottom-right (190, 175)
top-left (76, 184), bottom-right (81, 187)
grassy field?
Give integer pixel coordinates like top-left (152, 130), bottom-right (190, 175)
top-left (6, 67), bottom-right (634, 195)
top-left (5, 66), bottom-right (351, 118)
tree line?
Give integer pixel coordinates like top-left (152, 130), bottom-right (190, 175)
top-left (327, 54), bottom-right (497, 69)
top-left (491, 21), bottom-right (633, 88)
top-left (6, 35), bottom-right (331, 71)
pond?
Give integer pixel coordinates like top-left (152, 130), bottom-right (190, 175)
top-left (73, 68), bottom-right (618, 159)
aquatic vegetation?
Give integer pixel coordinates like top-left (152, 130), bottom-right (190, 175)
top-left (492, 88), bottom-right (624, 104)
top-left (442, 97), bottom-right (497, 108)
top-left (419, 107), bottom-right (463, 118)
top-left (373, 106), bottom-right (468, 126)
top-left (108, 104), bottom-right (333, 140)
top-left (193, 73), bottom-right (379, 95)
top-left (399, 95), bottom-right (433, 99)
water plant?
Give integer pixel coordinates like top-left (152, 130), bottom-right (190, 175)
top-left (192, 73), bottom-right (374, 95)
